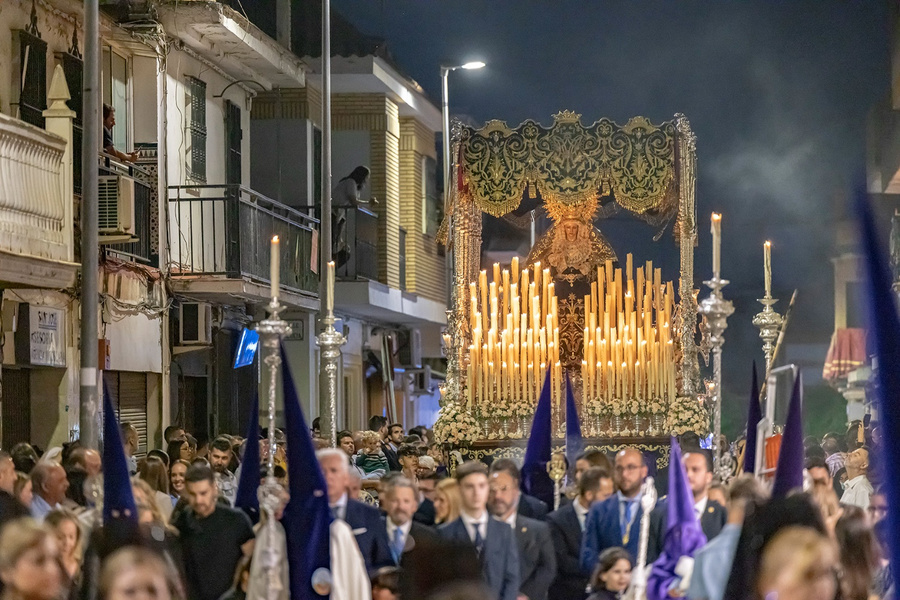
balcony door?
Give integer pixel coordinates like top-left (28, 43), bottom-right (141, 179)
top-left (224, 100), bottom-right (242, 185)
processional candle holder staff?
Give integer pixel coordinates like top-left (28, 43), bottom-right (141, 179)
top-left (698, 213), bottom-right (734, 475)
top-left (255, 235), bottom-right (292, 599)
top-left (752, 241), bottom-right (783, 374)
top-left (623, 477), bottom-right (657, 600)
top-left (317, 260), bottom-right (346, 449)
top-left (547, 451), bottom-right (567, 511)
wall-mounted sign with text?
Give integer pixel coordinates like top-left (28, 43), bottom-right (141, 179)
top-left (15, 304), bottom-right (66, 368)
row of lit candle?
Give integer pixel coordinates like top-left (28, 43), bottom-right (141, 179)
top-left (466, 258), bottom-right (563, 408)
top-left (580, 254), bottom-right (677, 405)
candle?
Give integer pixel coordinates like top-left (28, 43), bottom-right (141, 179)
top-left (270, 235), bottom-right (280, 298)
top-left (764, 240), bottom-right (772, 296)
top-left (711, 213), bottom-right (722, 277)
top-left (326, 260), bottom-right (335, 312)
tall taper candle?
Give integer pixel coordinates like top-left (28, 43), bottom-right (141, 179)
top-left (326, 260), bottom-right (335, 313)
top-left (711, 213), bottom-right (721, 277)
top-left (270, 235), bottom-right (280, 298)
top-left (764, 241), bottom-right (772, 296)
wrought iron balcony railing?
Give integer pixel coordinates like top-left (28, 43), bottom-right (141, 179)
top-left (168, 185), bottom-right (319, 296)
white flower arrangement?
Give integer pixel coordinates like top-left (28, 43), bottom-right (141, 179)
top-left (511, 400), bottom-right (535, 419)
top-left (584, 397), bottom-right (606, 417)
top-left (606, 397), bottom-right (641, 417)
top-left (647, 397), bottom-right (667, 415)
top-left (485, 399), bottom-right (515, 420)
top-left (433, 402), bottom-right (481, 445)
top-left (669, 396), bottom-right (710, 436)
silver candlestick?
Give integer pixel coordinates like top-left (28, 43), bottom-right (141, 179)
top-left (752, 296), bottom-right (783, 374)
top-left (698, 276), bottom-right (734, 473)
top-left (316, 304), bottom-right (346, 449)
top-left (623, 476), bottom-right (658, 600)
top-left (255, 297), bottom-right (292, 600)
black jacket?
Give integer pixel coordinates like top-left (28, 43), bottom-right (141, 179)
top-left (513, 515), bottom-right (557, 600)
top-left (547, 503), bottom-right (589, 600)
top-left (647, 497), bottom-right (727, 563)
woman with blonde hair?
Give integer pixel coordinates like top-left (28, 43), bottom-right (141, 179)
top-left (0, 518), bottom-right (64, 600)
top-left (99, 546), bottom-right (184, 600)
top-left (433, 478), bottom-right (462, 525)
top-left (45, 509), bottom-right (83, 581)
top-left (757, 526), bottom-right (839, 600)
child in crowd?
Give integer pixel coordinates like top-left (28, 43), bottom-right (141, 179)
top-left (588, 547), bottom-right (633, 600)
top-left (355, 430), bottom-right (389, 476)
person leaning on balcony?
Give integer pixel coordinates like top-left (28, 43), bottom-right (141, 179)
top-left (332, 166), bottom-right (374, 267)
top-left (102, 103), bottom-right (138, 163)
top-left (333, 166), bottom-right (373, 207)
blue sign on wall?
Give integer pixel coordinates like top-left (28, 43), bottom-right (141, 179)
top-left (233, 328), bottom-right (259, 368)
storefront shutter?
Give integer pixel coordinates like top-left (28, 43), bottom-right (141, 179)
top-left (103, 371), bottom-right (148, 455)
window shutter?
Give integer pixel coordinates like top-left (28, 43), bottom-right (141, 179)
top-left (189, 77), bottom-right (207, 182)
top-left (16, 30), bottom-right (48, 129)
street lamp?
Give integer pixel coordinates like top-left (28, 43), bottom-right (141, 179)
top-left (441, 61), bottom-right (485, 206)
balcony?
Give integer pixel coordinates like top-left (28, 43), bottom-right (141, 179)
top-left (168, 185), bottom-right (319, 310)
top-left (99, 153), bottom-right (156, 266)
top-left (0, 112), bottom-right (78, 289)
top-left (335, 205), bottom-right (379, 282)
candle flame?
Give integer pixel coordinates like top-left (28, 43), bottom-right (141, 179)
top-left (272, 235), bottom-right (279, 243)
top-left (765, 240), bottom-right (771, 248)
top-left (711, 212), bottom-right (721, 221)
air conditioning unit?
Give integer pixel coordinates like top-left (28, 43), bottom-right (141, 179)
top-left (397, 328), bottom-right (422, 369)
top-left (179, 302), bottom-right (212, 345)
top-left (98, 175), bottom-right (135, 241)
top-left (410, 365), bottom-right (432, 396)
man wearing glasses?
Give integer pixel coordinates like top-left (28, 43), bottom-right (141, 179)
top-left (580, 448), bottom-right (648, 574)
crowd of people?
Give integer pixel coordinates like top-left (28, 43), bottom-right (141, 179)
top-left (0, 415), bottom-right (890, 600)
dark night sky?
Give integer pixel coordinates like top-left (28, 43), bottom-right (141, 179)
top-left (332, 0), bottom-right (891, 428)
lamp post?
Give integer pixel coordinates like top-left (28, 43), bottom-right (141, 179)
top-left (441, 61), bottom-right (485, 208)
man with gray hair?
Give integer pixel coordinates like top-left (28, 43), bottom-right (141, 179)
top-left (318, 448), bottom-right (392, 573)
top-left (381, 475), bottom-right (440, 568)
top-left (30, 461), bottom-right (68, 521)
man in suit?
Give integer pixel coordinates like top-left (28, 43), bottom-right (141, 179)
top-left (369, 415), bottom-right (401, 471)
top-left (547, 467), bottom-right (614, 600)
top-left (581, 447), bottom-right (648, 574)
top-left (489, 460), bottom-right (557, 600)
top-left (318, 448), bottom-right (393, 573)
top-left (647, 447), bottom-right (727, 563)
top-left (439, 461), bottom-right (520, 600)
top-left (381, 475), bottom-right (439, 566)
top-left (413, 472), bottom-right (439, 526)
top-left (489, 458), bottom-right (550, 521)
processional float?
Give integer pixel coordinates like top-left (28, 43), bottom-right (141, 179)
top-left (434, 111), bottom-right (732, 472)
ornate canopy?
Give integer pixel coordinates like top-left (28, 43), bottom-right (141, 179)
top-left (443, 112), bottom-right (699, 407)
top-left (457, 111), bottom-right (679, 226)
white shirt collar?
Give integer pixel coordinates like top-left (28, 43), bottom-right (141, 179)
top-left (502, 511), bottom-right (517, 528)
top-left (387, 517), bottom-right (412, 539)
top-left (845, 474), bottom-right (868, 487)
top-left (694, 495), bottom-right (708, 516)
top-left (331, 492), bottom-right (348, 508)
top-left (574, 498), bottom-right (590, 530)
top-left (574, 497), bottom-right (590, 520)
top-left (461, 509), bottom-right (488, 526)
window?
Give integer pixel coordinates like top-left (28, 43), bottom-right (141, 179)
top-left (14, 29), bottom-right (47, 129)
top-left (423, 156), bottom-right (441, 237)
top-left (187, 77), bottom-right (207, 182)
top-left (102, 46), bottom-right (128, 151)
